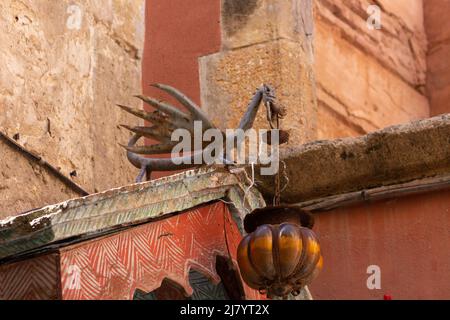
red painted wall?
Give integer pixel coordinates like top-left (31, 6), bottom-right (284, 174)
top-left (310, 189), bottom-right (450, 300)
top-left (59, 202), bottom-right (260, 300)
top-left (0, 202), bottom-right (262, 300)
top-left (0, 253), bottom-right (60, 300)
top-left (142, 0), bottom-right (221, 179)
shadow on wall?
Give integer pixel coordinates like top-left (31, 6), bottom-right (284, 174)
top-left (222, 0), bottom-right (260, 36)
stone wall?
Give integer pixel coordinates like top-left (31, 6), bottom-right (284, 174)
top-left (0, 136), bottom-right (81, 219)
top-left (314, 0), bottom-right (430, 139)
top-left (425, 0), bottom-right (450, 116)
top-left (200, 0), bottom-right (318, 146)
top-left (0, 0), bottom-right (145, 216)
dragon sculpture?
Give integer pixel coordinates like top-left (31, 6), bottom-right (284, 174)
top-left (117, 84), bottom-right (287, 182)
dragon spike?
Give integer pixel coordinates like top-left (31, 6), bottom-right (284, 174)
top-left (134, 95), bottom-right (190, 121)
top-left (116, 104), bottom-right (168, 123)
top-left (151, 83), bottom-right (215, 129)
top-left (120, 142), bottom-right (178, 155)
top-left (120, 125), bottom-right (172, 142)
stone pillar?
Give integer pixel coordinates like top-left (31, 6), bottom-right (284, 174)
top-left (314, 0), bottom-right (429, 139)
top-left (200, 0), bottom-right (318, 145)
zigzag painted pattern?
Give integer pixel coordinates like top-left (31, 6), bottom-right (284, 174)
top-left (60, 202), bottom-right (262, 300)
top-left (0, 254), bottom-right (59, 300)
top-left (0, 202), bottom-right (261, 300)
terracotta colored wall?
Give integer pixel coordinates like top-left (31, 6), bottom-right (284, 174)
top-left (142, 0), bottom-right (432, 145)
top-left (424, 0), bottom-right (450, 116)
top-left (309, 189), bottom-right (450, 300)
top-left (143, 0), bottom-right (221, 103)
top-left (142, 0), bottom-right (221, 179)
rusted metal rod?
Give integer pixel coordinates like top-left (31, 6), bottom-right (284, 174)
top-left (297, 174), bottom-right (450, 212)
top-left (0, 131), bottom-right (89, 197)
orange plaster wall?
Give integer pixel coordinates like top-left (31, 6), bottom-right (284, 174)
top-left (309, 189), bottom-right (450, 300)
top-left (142, 0), bottom-right (221, 179)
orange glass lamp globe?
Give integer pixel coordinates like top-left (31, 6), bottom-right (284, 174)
top-left (237, 206), bottom-right (323, 299)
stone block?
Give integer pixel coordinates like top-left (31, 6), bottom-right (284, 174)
top-left (254, 114), bottom-right (450, 203)
top-left (315, 19), bottom-right (429, 138)
top-left (200, 39), bottom-right (317, 145)
top-left (377, 0), bottom-right (425, 33)
top-left (315, 0), bottom-right (427, 89)
top-left (0, 138), bottom-right (80, 219)
top-left (425, 0), bottom-right (450, 116)
top-left (0, 1), bottom-right (145, 208)
top-left (222, 0), bottom-right (314, 53)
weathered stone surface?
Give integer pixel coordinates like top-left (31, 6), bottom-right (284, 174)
top-left (424, 0), bottom-right (450, 44)
top-left (0, 1), bottom-right (145, 208)
top-left (201, 0), bottom-right (317, 146)
top-left (317, 103), bottom-right (364, 138)
top-left (315, 0), bottom-right (427, 89)
top-left (377, 0), bottom-right (425, 35)
top-left (219, 0), bottom-right (430, 142)
top-left (425, 0), bottom-right (450, 116)
top-left (314, 0), bottom-right (430, 140)
top-left (222, 0), bottom-right (314, 57)
top-left (200, 39), bottom-right (317, 145)
top-left (315, 20), bottom-right (429, 139)
top-left (0, 137), bottom-right (80, 219)
top-left (254, 114), bottom-right (450, 203)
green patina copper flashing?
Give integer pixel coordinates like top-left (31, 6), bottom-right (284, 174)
top-left (0, 167), bottom-right (265, 262)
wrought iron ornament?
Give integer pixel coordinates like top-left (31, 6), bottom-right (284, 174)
top-left (118, 84), bottom-right (287, 182)
top-left (118, 84), bottom-right (322, 299)
top-left (236, 90), bottom-right (323, 299)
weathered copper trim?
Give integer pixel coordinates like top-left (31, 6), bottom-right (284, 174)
top-left (0, 167), bottom-right (265, 263)
top-left (297, 173), bottom-right (450, 212)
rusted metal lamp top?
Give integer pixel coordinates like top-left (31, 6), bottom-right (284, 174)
top-left (244, 205), bottom-right (315, 233)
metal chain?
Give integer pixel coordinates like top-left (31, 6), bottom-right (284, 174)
top-left (274, 116), bottom-right (282, 206)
